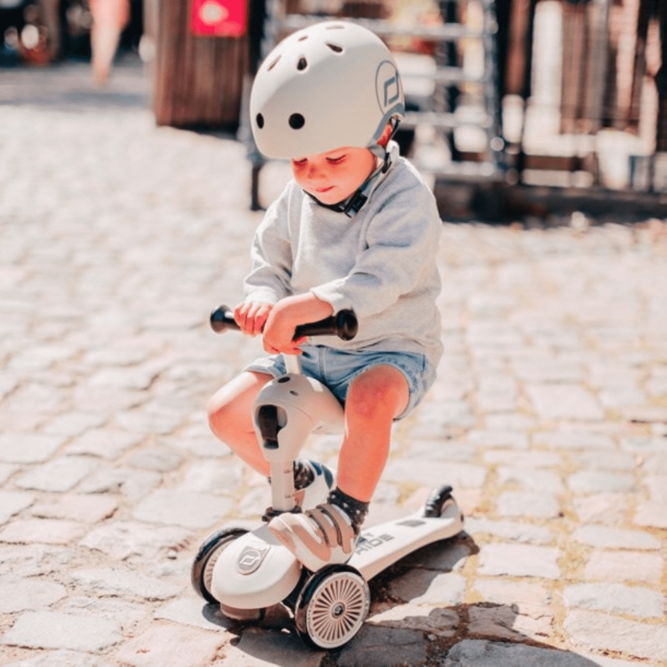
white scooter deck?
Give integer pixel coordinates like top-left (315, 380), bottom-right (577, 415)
top-left (350, 498), bottom-right (464, 581)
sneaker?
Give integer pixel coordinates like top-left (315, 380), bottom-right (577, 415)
top-left (296, 461), bottom-right (335, 511)
top-left (268, 501), bottom-right (358, 572)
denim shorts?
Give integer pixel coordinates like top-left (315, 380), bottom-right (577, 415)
top-left (244, 345), bottom-right (436, 420)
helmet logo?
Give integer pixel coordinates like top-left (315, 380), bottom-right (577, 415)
top-left (376, 60), bottom-right (401, 112)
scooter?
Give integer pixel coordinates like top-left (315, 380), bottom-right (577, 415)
top-left (191, 306), bottom-right (465, 650)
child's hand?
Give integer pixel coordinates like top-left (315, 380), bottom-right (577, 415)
top-left (263, 301), bottom-right (306, 355)
top-left (262, 294), bottom-right (333, 355)
top-left (234, 301), bottom-right (273, 337)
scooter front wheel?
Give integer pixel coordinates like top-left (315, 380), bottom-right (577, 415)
top-left (294, 564), bottom-right (370, 649)
top-left (191, 527), bottom-right (248, 603)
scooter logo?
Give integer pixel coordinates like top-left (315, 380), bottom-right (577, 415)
top-left (236, 542), bottom-right (270, 575)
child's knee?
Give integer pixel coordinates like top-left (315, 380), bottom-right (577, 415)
top-left (347, 368), bottom-right (407, 421)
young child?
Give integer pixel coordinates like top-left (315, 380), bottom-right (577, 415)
top-left (207, 21), bottom-right (443, 572)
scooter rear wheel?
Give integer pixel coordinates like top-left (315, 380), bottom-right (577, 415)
top-left (191, 527), bottom-right (248, 603)
top-left (294, 564), bottom-right (370, 649)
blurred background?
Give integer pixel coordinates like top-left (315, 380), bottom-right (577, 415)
top-left (1, 0), bottom-right (665, 219)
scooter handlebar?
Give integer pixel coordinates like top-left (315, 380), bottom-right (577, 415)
top-left (209, 305), bottom-right (358, 341)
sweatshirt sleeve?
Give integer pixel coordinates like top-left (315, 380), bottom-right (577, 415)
top-left (311, 185), bottom-right (441, 318)
top-left (243, 186), bottom-right (294, 304)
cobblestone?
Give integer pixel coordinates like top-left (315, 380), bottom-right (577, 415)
top-left (0, 59), bottom-right (665, 666)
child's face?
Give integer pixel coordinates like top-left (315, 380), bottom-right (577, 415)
top-left (291, 146), bottom-right (377, 206)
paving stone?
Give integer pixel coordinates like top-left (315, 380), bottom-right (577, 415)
top-left (584, 549), bottom-right (664, 584)
top-left (337, 625), bottom-right (427, 667)
top-left (571, 494), bottom-right (630, 524)
top-left (30, 494), bottom-right (118, 523)
top-left (472, 577), bottom-right (552, 611)
top-left (620, 435), bottom-right (667, 454)
top-left (465, 517), bottom-right (552, 545)
top-left (180, 460), bottom-right (245, 493)
top-left (59, 596), bottom-right (148, 632)
top-left (0, 491), bottom-right (35, 525)
top-left (78, 467), bottom-right (161, 500)
top-left (564, 610), bottom-right (667, 663)
top-left (65, 429), bottom-right (145, 459)
top-left (154, 596), bottom-right (235, 632)
top-left (563, 582), bottom-right (664, 618)
top-left (70, 568), bottom-right (181, 601)
top-left (41, 412), bottom-right (106, 438)
top-left (571, 451), bottom-right (637, 472)
top-left (645, 474), bottom-right (667, 501)
top-left (80, 521), bottom-right (193, 561)
top-left (496, 467), bottom-right (565, 492)
top-left (534, 431), bottom-right (615, 450)
top-left (483, 450), bottom-right (562, 468)
top-left (401, 537), bottom-right (472, 570)
top-left (496, 491), bottom-right (562, 518)
top-left (382, 460), bottom-right (487, 489)
top-left (443, 639), bottom-right (628, 666)
top-left (4, 649), bottom-right (116, 666)
top-left (0, 578), bottom-right (67, 613)
top-left (572, 525), bottom-right (661, 550)
top-left (0, 519), bottom-right (85, 545)
top-left (467, 430), bottom-right (529, 450)
top-left (113, 622), bottom-right (226, 667)
top-left (478, 543), bottom-right (561, 579)
top-left (467, 603), bottom-right (552, 640)
top-left (0, 434), bottom-right (64, 464)
top-left (366, 602), bottom-right (459, 637)
top-left (14, 457), bottom-right (97, 493)
top-left (132, 490), bottom-right (233, 529)
top-left (568, 470), bottom-right (637, 494)
top-left (126, 447), bottom-right (184, 472)
top-left (634, 500), bottom-right (667, 528)
top-left (216, 626), bottom-right (322, 666)
top-left (1, 611), bottom-right (121, 652)
top-left (389, 570), bottom-right (466, 606)
top-left (525, 385), bottom-right (605, 421)
top-left (0, 462), bottom-right (19, 485)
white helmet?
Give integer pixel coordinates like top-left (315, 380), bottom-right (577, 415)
top-left (250, 21), bottom-right (405, 159)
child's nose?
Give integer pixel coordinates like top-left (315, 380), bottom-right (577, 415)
top-left (307, 164), bottom-right (324, 181)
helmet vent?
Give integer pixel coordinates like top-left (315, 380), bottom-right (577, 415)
top-left (267, 55), bottom-right (281, 71)
top-left (297, 57), bottom-right (308, 71)
top-left (297, 35), bottom-right (309, 41)
top-left (326, 24), bottom-right (345, 30)
top-left (326, 43), bottom-right (343, 53)
top-left (289, 113), bottom-right (305, 130)
top-left (256, 113), bottom-right (265, 129)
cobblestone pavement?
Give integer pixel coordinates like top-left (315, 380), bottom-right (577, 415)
top-left (1, 58), bottom-right (666, 667)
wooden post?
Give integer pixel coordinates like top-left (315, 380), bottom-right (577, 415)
top-left (147, 0), bottom-right (249, 128)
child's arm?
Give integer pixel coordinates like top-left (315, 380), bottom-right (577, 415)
top-left (262, 293), bottom-right (334, 355)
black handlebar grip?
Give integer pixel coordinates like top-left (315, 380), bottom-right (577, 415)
top-left (210, 306), bottom-right (239, 333)
top-left (295, 309), bottom-right (358, 341)
top-left (210, 306), bottom-right (358, 341)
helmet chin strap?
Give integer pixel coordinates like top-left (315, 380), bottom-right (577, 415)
top-left (307, 120), bottom-right (401, 218)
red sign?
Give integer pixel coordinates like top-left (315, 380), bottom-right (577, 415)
top-left (190, 0), bottom-right (248, 37)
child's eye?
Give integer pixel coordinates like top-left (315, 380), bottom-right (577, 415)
top-left (326, 155), bottom-right (346, 164)
top-left (293, 158), bottom-right (307, 167)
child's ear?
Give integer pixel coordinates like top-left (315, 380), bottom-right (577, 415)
top-left (377, 122), bottom-right (394, 148)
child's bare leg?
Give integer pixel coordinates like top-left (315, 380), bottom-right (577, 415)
top-left (207, 371), bottom-right (273, 477)
top-left (336, 365), bottom-right (409, 502)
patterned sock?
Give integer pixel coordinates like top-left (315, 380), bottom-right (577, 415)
top-left (327, 487), bottom-right (369, 535)
top-left (293, 459), bottom-right (315, 491)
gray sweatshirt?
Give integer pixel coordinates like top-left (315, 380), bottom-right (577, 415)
top-left (244, 142), bottom-right (444, 368)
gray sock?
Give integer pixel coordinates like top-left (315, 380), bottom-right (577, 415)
top-left (327, 487), bottom-right (369, 535)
